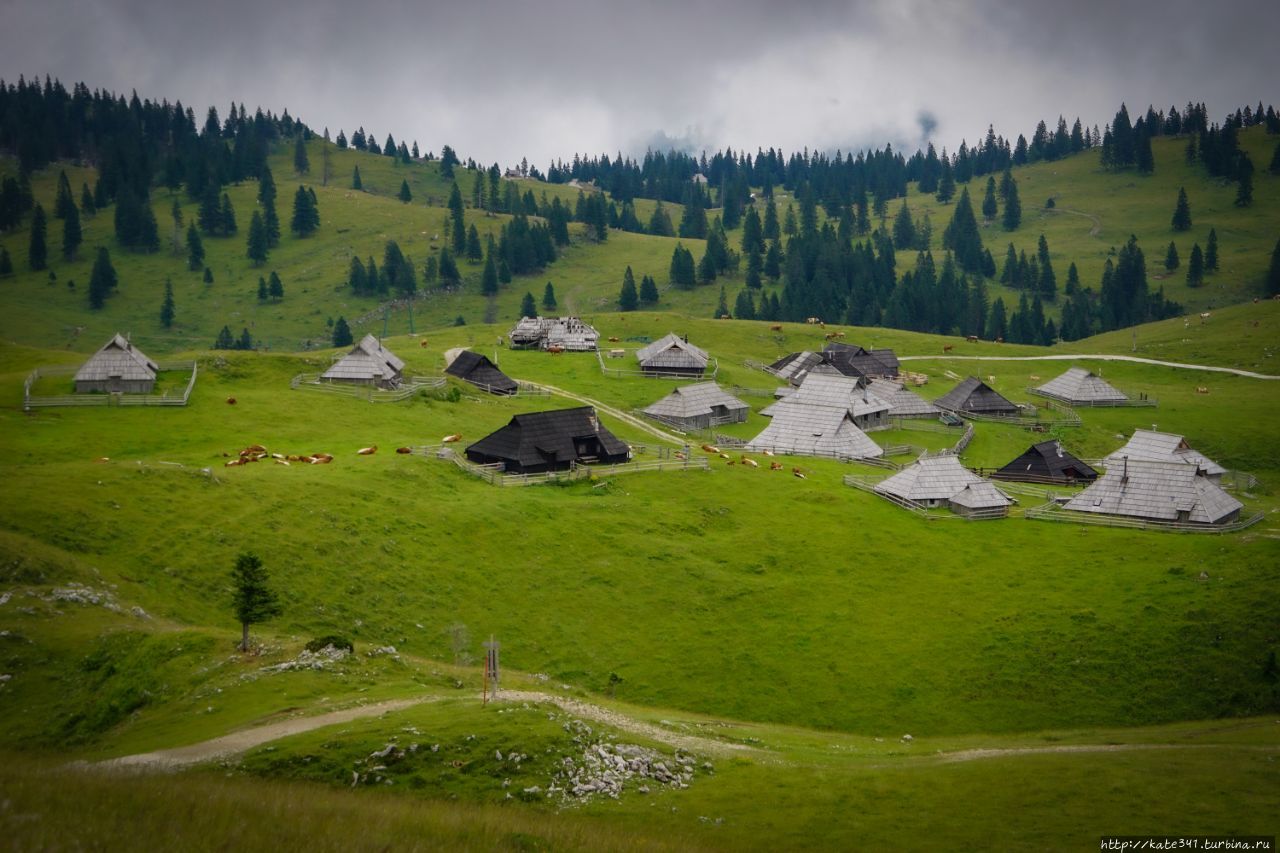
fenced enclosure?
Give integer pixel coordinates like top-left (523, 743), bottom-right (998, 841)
top-left (417, 444), bottom-right (709, 487)
top-left (842, 473), bottom-right (1008, 521)
top-left (290, 373), bottom-right (445, 402)
top-left (24, 361), bottom-right (198, 410)
top-left (1024, 501), bottom-right (1264, 534)
top-left (943, 399), bottom-right (1081, 430)
top-left (1026, 386), bottom-right (1158, 407)
top-left (595, 348), bottom-right (720, 380)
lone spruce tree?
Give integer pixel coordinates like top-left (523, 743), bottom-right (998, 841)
top-left (231, 552), bottom-right (280, 652)
top-left (618, 266), bottom-right (638, 311)
top-left (160, 279), bottom-right (175, 328)
top-left (1171, 187), bottom-right (1192, 231)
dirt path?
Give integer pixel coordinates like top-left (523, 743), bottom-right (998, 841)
top-left (932, 741), bottom-right (1279, 764)
top-left (97, 698), bottom-right (431, 771)
top-left (523, 380), bottom-right (687, 445)
top-left (1051, 207), bottom-right (1102, 237)
top-left (899, 352), bottom-right (1280, 380)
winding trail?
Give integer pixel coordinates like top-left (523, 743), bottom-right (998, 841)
top-left (524, 380), bottom-right (687, 445)
top-left (1050, 206), bottom-right (1103, 238)
top-left (899, 352), bottom-right (1280, 380)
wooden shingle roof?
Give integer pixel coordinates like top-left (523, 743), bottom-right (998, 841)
top-left (642, 382), bottom-right (748, 420)
top-left (865, 379), bottom-right (940, 418)
top-left (1064, 459), bottom-right (1241, 524)
top-left (1102, 429), bottom-right (1227, 477)
top-left (445, 350), bottom-right (518, 394)
top-left (465, 406), bottom-right (629, 468)
top-left (760, 373), bottom-right (889, 420)
top-left (1034, 367), bottom-right (1128, 404)
top-left (74, 334), bottom-right (158, 382)
top-left (996, 440), bottom-right (1098, 481)
top-left (635, 333), bottom-right (709, 370)
top-left (935, 376), bottom-right (1019, 416)
top-left (744, 402), bottom-right (882, 458)
top-left (321, 335), bottom-right (404, 382)
top-left (874, 454), bottom-right (1009, 505)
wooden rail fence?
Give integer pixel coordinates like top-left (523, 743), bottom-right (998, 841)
top-left (290, 373), bottom-right (445, 402)
top-left (1024, 502), bottom-right (1265, 533)
top-left (24, 361), bottom-right (198, 410)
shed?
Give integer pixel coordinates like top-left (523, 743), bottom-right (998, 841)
top-left (1063, 459), bottom-right (1241, 525)
top-left (1102, 429), bottom-right (1227, 481)
top-left (321, 334), bottom-right (404, 388)
top-left (635, 333), bottom-right (709, 377)
top-left (74, 334), bottom-right (159, 394)
top-left (642, 382), bottom-right (749, 430)
top-left (874, 454), bottom-right (1012, 515)
top-left (865, 379), bottom-right (940, 419)
top-left (465, 406), bottom-right (629, 474)
top-left (993, 440), bottom-right (1098, 484)
top-left (445, 350), bottom-right (518, 395)
top-left (935, 376), bottom-right (1019, 416)
top-left (761, 372), bottom-right (889, 431)
top-left (1033, 367), bottom-right (1128, 405)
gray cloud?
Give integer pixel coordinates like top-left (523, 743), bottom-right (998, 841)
top-left (2, 0), bottom-right (1277, 168)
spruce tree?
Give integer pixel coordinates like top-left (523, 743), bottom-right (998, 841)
top-left (187, 223), bottom-right (205, 270)
top-left (215, 325), bottom-right (234, 349)
top-left (892, 200), bottom-right (916, 250)
top-left (647, 201), bottom-right (673, 237)
top-left (199, 181), bottom-right (222, 235)
top-left (448, 183), bottom-right (466, 254)
top-left (170, 198), bottom-right (184, 255)
top-left (1266, 238), bottom-right (1280, 296)
top-left (1235, 171), bottom-right (1253, 207)
top-left (639, 274), bottom-right (659, 305)
top-left (204, 266), bottom-right (214, 284)
top-left (1205, 228), bottom-right (1219, 271)
top-left (935, 155), bottom-right (955, 203)
top-left (398, 180), bottom-right (412, 203)
top-left (257, 276), bottom-right (268, 301)
top-left (981, 176), bottom-right (998, 220)
top-left (347, 256), bottom-right (367, 293)
top-left (247, 210), bottom-right (268, 265)
top-left (0, 247), bottom-right (12, 276)
top-left (160, 279), bottom-right (175, 328)
top-left (220, 194), bottom-right (237, 235)
top-left (519, 291), bottom-right (536, 318)
top-left (87, 247), bottom-right (117, 309)
top-left (466, 225), bottom-right (482, 261)
top-left (1001, 174), bottom-right (1022, 231)
top-left (764, 241), bottom-right (782, 280)
top-left (542, 282), bottom-right (557, 311)
top-left (714, 286), bottom-right (730, 319)
top-left (1186, 243), bottom-right (1204, 286)
top-left (80, 182), bottom-right (96, 217)
top-left (61, 203), bottom-right (82, 260)
top-left (291, 185), bottom-right (319, 236)
top-left (268, 271), bottom-right (284, 301)
top-left (618, 266), bottom-right (639, 311)
top-left (987, 296), bottom-right (1008, 340)
top-left (332, 316), bottom-right (353, 347)
top-left (54, 170), bottom-right (74, 219)
top-left (28, 203), bottom-right (47, 270)
top-left (1036, 234), bottom-right (1056, 299)
top-left (941, 189), bottom-right (985, 275)
top-left (697, 250), bottom-right (717, 284)
top-left (763, 197), bottom-right (780, 240)
top-left (231, 551), bottom-right (281, 652)
top-left (480, 254), bottom-right (498, 296)
top-left (733, 288), bottom-right (756, 320)
top-left (293, 136), bottom-right (310, 174)
top-left (352, 166), bottom-right (363, 190)
top-left (1164, 241), bottom-right (1179, 271)
top-left (1171, 187), bottom-right (1192, 230)
top-left (438, 248), bottom-right (460, 286)
top-left (783, 204), bottom-right (797, 236)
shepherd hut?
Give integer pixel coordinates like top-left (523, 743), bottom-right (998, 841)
top-left (935, 376), bottom-right (1020, 417)
top-left (1032, 367), bottom-right (1128, 405)
top-left (465, 406), bottom-right (629, 473)
top-left (993, 440), bottom-right (1099, 484)
top-left (1063, 458), bottom-right (1241, 525)
top-left (74, 334), bottom-right (159, 394)
top-left (321, 334), bottom-right (404, 388)
top-left (507, 316), bottom-right (599, 351)
top-left (744, 403), bottom-right (882, 459)
top-left (864, 378), bottom-right (940, 419)
top-left (822, 342), bottom-right (900, 378)
top-left (635, 333), bottom-right (709, 377)
top-left (874, 454), bottom-right (1013, 517)
top-left (1103, 429), bottom-right (1226, 481)
top-left (767, 350), bottom-right (825, 385)
top-left (445, 350), bottom-right (518, 395)
top-left (762, 372), bottom-right (890, 431)
top-left (642, 382), bottom-right (749, 430)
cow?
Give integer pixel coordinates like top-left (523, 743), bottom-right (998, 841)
top-left (943, 344), bottom-right (954, 353)
top-left (965, 335), bottom-right (978, 343)
top-left (1196, 386), bottom-right (1210, 394)
top-left (769, 324), bottom-right (783, 332)
top-left (420, 340), bottom-right (430, 348)
top-left (740, 457), bottom-right (758, 468)
top-left (769, 461), bottom-right (784, 470)
top-left (396, 447), bottom-right (413, 454)
top-left (700, 443), bottom-right (720, 453)
top-left (792, 468), bottom-right (807, 479)
top-left (226, 396), bottom-right (237, 405)
top-left (442, 433), bottom-right (462, 443)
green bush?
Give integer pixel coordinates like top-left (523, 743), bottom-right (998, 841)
top-left (305, 635), bottom-right (354, 654)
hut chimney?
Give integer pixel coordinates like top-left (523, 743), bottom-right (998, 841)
top-left (1121, 455), bottom-right (1129, 485)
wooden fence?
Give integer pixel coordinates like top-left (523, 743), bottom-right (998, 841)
top-left (1024, 502), bottom-right (1265, 534)
top-left (24, 361), bottom-right (198, 410)
top-left (422, 445), bottom-right (709, 486)
top-left (595, 349), bottom-right (720, 380)
top-left (843, 472), bottom-right (1013, 521)
top-left (941, 399), bottom-right (1081, 430)
top-left (1027, 387), bottom-right (1158, 408)
top-left (290, 373), bottom-right (445, 402)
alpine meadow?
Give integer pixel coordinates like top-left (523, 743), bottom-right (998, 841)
top-left (1, 65), bottom-right (1279, 853)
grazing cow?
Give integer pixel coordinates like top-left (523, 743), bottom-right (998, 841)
top-left (769, 324), bottom-right (783, 332)
top-left (608, 336), bottom-right (620, 342)
top-left (442, 433), bottom-right (462, 443)
top-left (700, 443), bottom-right (719, 453)
top-left (358, 445), bottom-right (377, 455)
top-left (995, 337), bottom-right (1004, 344)
top-left (769, 461), bottom-right (784, 470)
top-left (310, 453), bottom-right (333, 464)
top-left (1200, 312), bottom-right (1212, 320)
top-left (792, 468), bottom-right (806, 479)
top-left (420, 340), bottom-right (430, 348)
top-left (226, 396), bottom-right (237, 405)
top-left (1196, 386), bottom-right (1210, 394)
top-left (741, 457), bottom-right (758, 468)
top-left (943, 344), bottom-right (954, 353)
top-left (965, 335), bottom-right (978, 343)
top-left (396, 447), bottom-right (412, 454)
top-left (548, 345), bottom-right (564, 354)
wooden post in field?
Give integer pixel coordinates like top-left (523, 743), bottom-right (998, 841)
top-left (483, 635), bottom-right (500, 704)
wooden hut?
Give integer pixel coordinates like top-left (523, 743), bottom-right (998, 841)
top-left (445, 350), bottom-right (518, 395)
top-left (465, 406), bottom-right (629, 473)
top-left (74, 334), bottom-right (159, 394)
top-left (763, 372), bottom-right (890, 431)
top-left (745, 403), bottom-right (882, 460)
top-left (1063, 458), bottom-right (1241, 525)
top-left (642, 382), bottom-right (749, 430)
top-left (935, 376), bottom-right (1020, 417)
top-left (767, 350), bottom-right (825, 385)
top-left (1103, 429), bottom-right (1226, 481)
top-left (635, 333), bottom-right (709, 377)
top-left (864, 378), bottom-right (940, 419)
top-left (874, 454), bottom-right (1012, 517)
top-left (507, 317), bottom-right (599, 351)
top-left (822, 342), bottom-right (900, 378)
top-left (321, 334), bottom-right (404, 388)
top-left (1032, 367), bottom-right (1128, 405)
top-left (993, 440), bottom-right (1099, 484)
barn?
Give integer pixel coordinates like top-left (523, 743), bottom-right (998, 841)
top-left (763, 372), bottom-right (890, 431)
top-left (1032, 367), bottom-right (1128, 405)
top-left (1063, 458), bottom-right (1241, 525)
top-left (1103, 429), bottom-right (1226, 481)
top-left (993, 440), bottom-right (1099, 484)
top-left (874, 454), bottom-right (1013, 517)
top-left (935, 376), bottom-right (1020, 416)
top-left (465, 406), bottom-right (630, 473)
top-left (74, 334), bottom-right (159, 394)
top-left (642, 382), bottom-right (749, 430)
top-left (321, 334), bottom-right (404, 388)
top-left (635, 333), bottom-right (709, 377)
top-left (445, 350), bottom-right (518, 395)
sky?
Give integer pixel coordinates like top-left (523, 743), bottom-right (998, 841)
top-left (2, 0), bottom-right (1277, 169)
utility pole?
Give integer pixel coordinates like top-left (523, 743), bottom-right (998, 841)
top-left (482, 635), bottom-right (500, 704)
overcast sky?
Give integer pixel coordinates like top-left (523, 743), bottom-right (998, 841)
top-left (2, 0), bottom-right (1277, 168)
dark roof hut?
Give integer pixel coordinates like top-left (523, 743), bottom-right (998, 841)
top-left (642, 382), bottom-right (749, 430)
top-left (465, 406), bottom-right (629, 474)
top-left (993, 440), bottom-right (1099, 484)
top-left (1063, 458), bottom-right (1241, 525)
top-left (935, 376), bottom-right (1020, 416)
top-left (445, 350), bottom-right (518, 395)
top-left (767, 350), bottom-right (825, 385)
top-left (635, 333), bottom-right (710, 377)
top-left (74, 334), bottom-right (159, 394)
top-left (321, 334), bottom-right (404, 388)
top-left (822, 342), bottom-right (900, 378)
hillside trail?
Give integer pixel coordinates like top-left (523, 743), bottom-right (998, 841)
top-left (522, 379), bottom-right (687, 445)
top-left (899, 352), bottom-right (1280, 380)
top-left (1050, 206), bottom-right (1102, 237)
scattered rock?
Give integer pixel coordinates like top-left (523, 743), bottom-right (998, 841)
top-left (260, 645), bottom-right (350, 674)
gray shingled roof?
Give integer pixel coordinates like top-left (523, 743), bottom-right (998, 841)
top-left (949, 481), bottom-right (1016, 510)
top-left (768, 350), bottom-right (825, 384)
top-left (321, 334), bottom-right (404, 382)
top-left (760, 372), bottom-right (889, 420)
top-left (865, 379), bottom-right (940, 418)
top-left (935, 376), bottom-right (1019, 415)
top-left (1034, 367), bottom-right (1128, 404)
top-left (508, 316), bottom-right (599, 350)
top-left (74, 334), bottom-right (158, 382)
top-left (744, 402), bottom-right (882, 458)
top-left (874, 454), bottom-right (1009, 505)
top-left (642, 382), bottom-right (748, 420)
top-left (1064, 459), bottom-right (1241, 524)
top-left (635, 333), bottom-right (709, 370)
top-left (1102, 429), bottom-right (1227, 477)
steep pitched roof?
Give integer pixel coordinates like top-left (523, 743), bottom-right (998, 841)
top-left (507, 316), bottom-right (599, 350)
top-left (1034, 367), bottom-right (1128, 403)
top-left (865, 379), bottom-right (940, 418)
top-left (642, 382), bottom-right (748, 420)
top-left (823, 342), bottom-right (899, 377)
top-left (1103, 429), bottom-right (1227, 477)
top-left (74, 334), bottom-right (158, 382)
top-left (321, 334), bottom-right (404, 382)
top-left (874, 454), bottom-right (1008, 504)
top-left (744, 403), bottom-right (882, 458)
top-left (768, 350), bottom-right (826, 384)
top-left (950, 481), bottom-right (1015, 510)
top-left (935, 376), bottom-right (1019, 415)
top-left (636, 333), bottom-right (709, 370)
top-left (760, 372), bottom-right (889, 420)
top-left (1064, 459), bottom-right (1241, 524)
top-left (996, 440), bottom-right (1098, 480)
top-left (466, 406), bottom-right (629, 468)
top-left (445, 350), bottom-right (518, 394)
